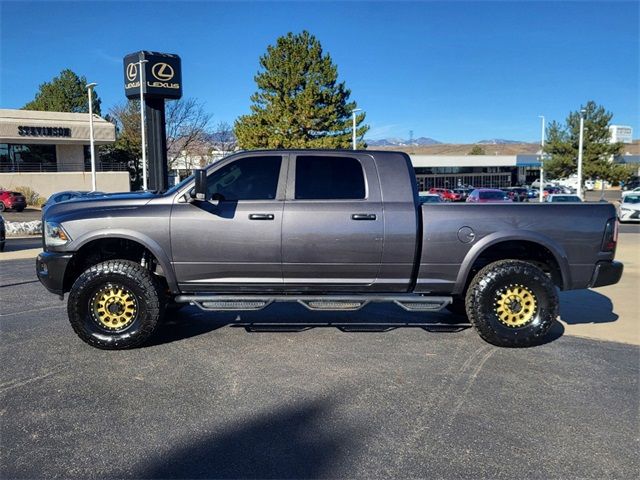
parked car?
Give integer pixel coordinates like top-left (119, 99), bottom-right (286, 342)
top-left (0, 190), bottom-right (27, 212)
top-left (621, 187), bottom-right (640, 198)
top-left (527, 188), bottom-right (539, 199)
top-left (545, 194), bottom-right (583, 203)
top-left (466, 189), bottom-right (512, 203)
top-left (43, 190), bottom-right (106, 208)
top-left (418, 193), bottom-right (442, 204)
top-left (542, 187), bottom-right (562, 198)
top-left (584, 180), bottom-right (595, 191)
top-left (0, 214), bottom-right (5, 252)
top-left (622, 179), bottom-right (640, 191)
top-left (428, 188), bottom-right (461, 202)
top-left (452, 188), bottom-right (472, 202)
top-left (503, 187), bottom-right (529, 202)
top-left (37, 150), bottom-right (622, 350)
top-left (618, 194), bottom-right (640, 223)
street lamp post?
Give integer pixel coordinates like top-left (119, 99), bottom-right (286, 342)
top-left (352, 108), bottom-right (362, 150)
top-left (86, 83), bottom-right (98, 191)
top-left (538, 115), bottom-right (545, 202)
top-left (134, 59), bottom-right (149, 190)
top-left (577, 109), bottom-right (586, 199)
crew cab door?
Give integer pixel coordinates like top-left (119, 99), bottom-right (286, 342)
top-left (281, 153), bottom-right (384, 291)
top-left (170, 154), bottom-right (287, 291)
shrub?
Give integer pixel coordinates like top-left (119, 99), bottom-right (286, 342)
top-left (12, 186), bottom-right (43, 207)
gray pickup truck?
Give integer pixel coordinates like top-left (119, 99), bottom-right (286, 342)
top-left (36, 150), bottom-right (623, 349)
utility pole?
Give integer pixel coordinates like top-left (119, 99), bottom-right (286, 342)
top-left (577, 109), bottom-right (586, 198)
top-left (352, 108), bottom-right (362, 150)
top-left (538, 115), bottom-right (545, 202)
top-left (86, 83), bottom-right (98, 191)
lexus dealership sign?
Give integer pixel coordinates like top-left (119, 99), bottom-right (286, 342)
top-left (123, 51), bottom-right (182, 100)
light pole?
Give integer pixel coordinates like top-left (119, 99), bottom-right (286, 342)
top-left (352, 108), bottom-right (362, 150)
top-left (538, 115), bottom-right (545, 202)
top-left (86, 83), bottom-right (98, 191)
top-left (577, 109), bottom-right (586, 198)
top-left (134, 59), bottom-right (149, 190)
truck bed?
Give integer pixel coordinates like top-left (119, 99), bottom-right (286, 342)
top-left (416, 202), bottom-right (617, 294)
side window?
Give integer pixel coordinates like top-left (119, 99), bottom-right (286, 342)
top-left (206, 156), bottom-right (281, 201)
top-left (295, 156), bottom-right (365, 200)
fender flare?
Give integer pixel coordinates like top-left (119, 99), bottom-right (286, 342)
top-left (452, 230), bottom-right (571, 295)
top-left (69, 229), bottom-right (179, 293)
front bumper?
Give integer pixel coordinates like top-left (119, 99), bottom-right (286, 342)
top-left (36, 251), bottom-right (73, 296)
top-left (589, 261), bottom-right (624, 288)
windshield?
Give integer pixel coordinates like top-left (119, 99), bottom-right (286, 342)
top-left (419, 195), bottom-right (441, 203)
top-left (623, 195), bottom-right (640, 204)
top-left (479, 191), bottom-right (507, 200)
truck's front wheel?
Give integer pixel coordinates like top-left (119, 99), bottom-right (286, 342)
top-left (68, 260), bottom-right (163, 349)
top-left (465, 260), bottom-right (558, 347)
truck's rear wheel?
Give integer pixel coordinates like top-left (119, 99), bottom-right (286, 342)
top-left (465, 259), bottom-right (558, 347)
top-left (68, 260), bottom-right (162, 349)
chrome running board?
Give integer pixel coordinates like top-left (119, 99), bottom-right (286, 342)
top-left (174, 294), bottom-right (452, 313)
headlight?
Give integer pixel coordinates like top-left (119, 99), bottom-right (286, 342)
top-left (620, 208), bottom-right (632, 213)
top-left (44, 221), bottom-right (71, 247)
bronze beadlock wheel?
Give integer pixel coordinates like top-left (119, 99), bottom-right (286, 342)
top-left (494, 284), bottom-right (537, 328)
top-left (68, 260), bottom-right (163, 349)
top-left (465, 259), bottom-right (558, 347)
top-left (90, 284), bottom-right (138, 331)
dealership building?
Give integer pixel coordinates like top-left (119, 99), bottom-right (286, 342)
top-left (411, 154), bottom-right (541, 190)
top-left (0, 109), bottom-right (129, 196)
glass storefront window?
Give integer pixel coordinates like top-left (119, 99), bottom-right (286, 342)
top-left (0, 143), bottom-right (57, 172)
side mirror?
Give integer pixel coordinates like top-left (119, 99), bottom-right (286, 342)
top-left (194, 169), bottom-right (207, 201)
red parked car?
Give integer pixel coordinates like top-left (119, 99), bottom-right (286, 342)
top-left (428, 188), bottom-right (461, 202)
top-left (466, 189), bottom-right (513, 203)
top-left (0, 190), bottom-right (27, 212)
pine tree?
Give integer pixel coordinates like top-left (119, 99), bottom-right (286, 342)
top-left (543, 101), bottom-right (624, 182)
top-left (24, 69), bottom-right (101, 115)
top-left (235, 31), bottom-right (368, 149)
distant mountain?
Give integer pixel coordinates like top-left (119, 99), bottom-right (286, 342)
top-left (366, 137), bottom-right (442, 146)
top-left (476, 139), bottom-right (523, 145)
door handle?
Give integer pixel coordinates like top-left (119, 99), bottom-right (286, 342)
top-left (249, 213), bottom-right (275, 220)
top-left (351, 213), bottom-right (377, 221)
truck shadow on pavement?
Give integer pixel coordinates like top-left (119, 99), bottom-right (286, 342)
top-left (150, 303), bottom-right (565, 347)
top-left (136, 397), bottom-right (361, 479)
top-left (559, 289), bottom-right (619, 325)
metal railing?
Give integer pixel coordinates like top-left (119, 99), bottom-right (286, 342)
top-left (0, 161), bottom-right (129, 173)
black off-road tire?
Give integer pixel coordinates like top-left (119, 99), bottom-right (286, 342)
top-left (0, 202), bottom-right (5, 212)
top-left (67, 259), bottom-right (164, 349)
top-left (465, 259), bottom-right (558, 347)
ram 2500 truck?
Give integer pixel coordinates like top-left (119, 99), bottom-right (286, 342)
top-left (36, 150), bottom-right (623, 349)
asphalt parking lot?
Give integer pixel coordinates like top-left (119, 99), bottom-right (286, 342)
top-left (1, 240), bottom-right (639, 478)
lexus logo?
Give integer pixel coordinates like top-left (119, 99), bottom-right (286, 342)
top-left (152, 63), bottom-right (174, 81)
top-left (126, 63), bottom-right (138, 81)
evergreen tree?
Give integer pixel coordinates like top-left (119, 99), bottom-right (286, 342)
top-left (24, 69), bottom-right (101, 115)
top-left (543, 101), bottom-right (625, 182)
top-left (235, 31), bottom-right (368, 149)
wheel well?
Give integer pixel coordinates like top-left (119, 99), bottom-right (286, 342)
top-left (63, 238), bottom-right (165, 292)
top-left (464, 240), bottom-right (564, 292)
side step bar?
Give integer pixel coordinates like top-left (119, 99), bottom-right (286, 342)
top-left (174, 295), bottom-right (452, 313)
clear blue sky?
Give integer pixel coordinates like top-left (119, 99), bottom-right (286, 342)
top-left (1, 1), bottom-right (638, 142)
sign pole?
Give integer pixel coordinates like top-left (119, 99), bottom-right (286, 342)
top-left (124, 51), bottom-right (182, 192)
top-left (86, 82), bottom-right (98, 191)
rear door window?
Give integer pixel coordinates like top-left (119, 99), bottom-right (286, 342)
top-left (295, 156), bottom-right (365, 200)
